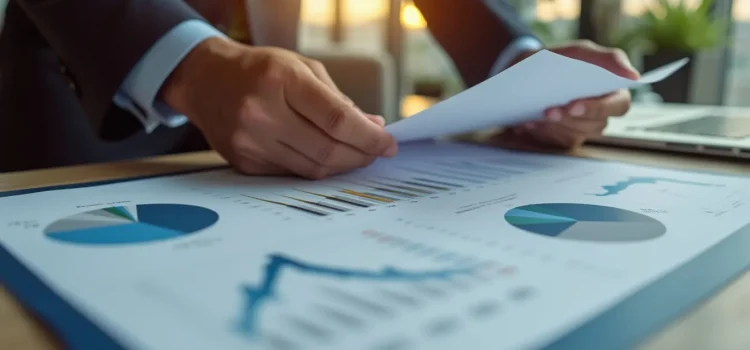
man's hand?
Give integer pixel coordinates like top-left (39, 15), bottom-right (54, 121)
top-left (507, 40), bottom-right (639, 149)
top-left (161, 37), bottom-right (398, 179)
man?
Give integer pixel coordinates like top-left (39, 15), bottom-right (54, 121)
top-left (0, 0), bottom-right (637, 178)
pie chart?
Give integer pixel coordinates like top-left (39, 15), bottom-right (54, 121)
top-left (505, 203), bottom-right (666, 242)
top-left (44, 204), bottom-right (219, 245)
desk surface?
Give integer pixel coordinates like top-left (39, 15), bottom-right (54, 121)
top-left (1, 144), bottom-right (750, 350)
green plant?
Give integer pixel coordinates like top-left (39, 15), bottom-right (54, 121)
top-left (616, 0), bottom-right (728, 54)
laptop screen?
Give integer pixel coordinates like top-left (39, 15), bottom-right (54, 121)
top-left (639, 115), bottom-right (750, 139)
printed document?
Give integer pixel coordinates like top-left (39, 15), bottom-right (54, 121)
top-left (1, 141), bottom-right (748, 350)
top-left (385, 50), bottom-right (688, 142)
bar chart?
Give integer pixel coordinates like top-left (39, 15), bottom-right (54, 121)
top-left (231, 156), bottom-right (549, 218)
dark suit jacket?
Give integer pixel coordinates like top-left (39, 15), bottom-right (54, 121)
top-left (0, 0), bottom-right (534, 173)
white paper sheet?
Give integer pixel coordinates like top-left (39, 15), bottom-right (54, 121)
top-left (385, 50), bottom-right (689, 142)
top-left (1, 141), bottom-right (749, 350)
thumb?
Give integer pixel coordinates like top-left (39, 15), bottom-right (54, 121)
top-left (353, 104), bottom-right (386, 126)
top-left (365, 113), bottom-right (386, 127)
top-left (586, 49), bottom-right (640, 80)
top-left (556, 43), bottom-right (640, 80)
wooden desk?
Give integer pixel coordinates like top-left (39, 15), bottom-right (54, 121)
top-left (2, 144), bottom-right (749, 350)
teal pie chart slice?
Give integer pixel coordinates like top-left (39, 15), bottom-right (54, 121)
top-left (505, 203), bottom-right (666, 242)
top-left (44, 204), bottom-right (219, 245)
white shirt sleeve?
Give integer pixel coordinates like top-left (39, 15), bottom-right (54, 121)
top-left (489, 36), bottom-right (544, 77)
top-left (112, 20), bottom-right (227, 133)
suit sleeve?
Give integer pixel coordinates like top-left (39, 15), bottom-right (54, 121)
top-left (13, 0), bottom-right (205, 139)
top-left (113, 20), bottom-right (226, 134)
top-left (412, 0), bottom-right (538, 88)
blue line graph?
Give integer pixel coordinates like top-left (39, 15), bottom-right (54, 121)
top-left (236, 254), bottom-right (474, 337)
top-left (592, 176), bottom-right (721, 196)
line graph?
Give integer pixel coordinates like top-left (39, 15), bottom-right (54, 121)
top-left (207, 229), bottom-right (523, 348)
top-left (591, 176), bottom-right (722, 196)
top-left (236, 254), bottom-right (475, 337)
top-left (140, 224), bottom-right (527, 350)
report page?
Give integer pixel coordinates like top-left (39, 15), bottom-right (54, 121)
top-left (2, 141), bottom-right (748, 350)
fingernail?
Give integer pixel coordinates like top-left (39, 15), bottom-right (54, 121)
top-left (569, 103), bottom-right (586, 117)
top-left (370, 115), bottom-right (386, 126)
top-left (625, 62), bottom-right (640, 78)
top-left (547, 109), bottom-right (563, 122)
top-left (312, 167), bottom-right (329, 179)
top-left (383, 143), bottom-right (398, 157)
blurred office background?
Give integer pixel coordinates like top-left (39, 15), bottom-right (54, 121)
top-left (1, 0), bottom-right (746, 120)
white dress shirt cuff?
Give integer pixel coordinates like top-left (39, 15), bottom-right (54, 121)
top-left (489, 36), bottom-right (544, 77)
top-left (113, 20), bottom-right (226, 133)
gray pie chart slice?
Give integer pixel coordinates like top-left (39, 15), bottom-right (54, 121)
top-left (556, 221), bottom-right (666, 242)
top-left (505, 203), bottom-right (667, 242)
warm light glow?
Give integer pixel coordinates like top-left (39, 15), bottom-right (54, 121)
top-left (622, 0), bottom-right (647, 16)
top-left (300, 0), bottom-right (750, 29)
top-left (401, 2), bottom-right (427, 30)
top-left (536, 0), bottom-right (580, 21)
top-left (733, 0), bottom-right (750, 20)
top-left (557, 0), bottom-right (581, 19)
top-left (301, 0), bottom-right (333, 26)
top-left (622, 0), bottom-right (750, 20)
top-left (301, 0), bottom-right (388, 26)
top-left (344, 0), bottom-right (388, 24)
top-left (401, 95), bottom-right (438, 118)
top-left (622, 0), bottom-right (700, 16)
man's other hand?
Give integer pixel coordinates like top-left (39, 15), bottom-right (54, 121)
top-left (161, 37), bottom-right (398, 179)
top-left (509, 40), bottom-right (639, 149)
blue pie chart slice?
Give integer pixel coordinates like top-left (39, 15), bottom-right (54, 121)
top-left (44, 204), bottom-right (219, 245)
top-left (505, 203), bottom-right (666, 242)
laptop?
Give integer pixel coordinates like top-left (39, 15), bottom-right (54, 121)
top-left (590, 103), bottom-right (750, 159)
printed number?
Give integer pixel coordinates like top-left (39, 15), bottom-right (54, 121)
top-left (7, 220), bottom-right (40, 229)
top-left (640, 209), bottom-right (667, 214)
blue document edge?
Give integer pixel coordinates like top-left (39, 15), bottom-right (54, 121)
top-left (1, 152), bottom-right (750, 350)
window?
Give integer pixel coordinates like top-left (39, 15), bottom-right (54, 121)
top-left (725, 0), bottom-right (750, 106)
top-left (402, 0), bottom-right (581, 101)
top-left (528, 0), bottom-right (580, 44)
top-left (295, 0), bottom-right (743, 108)
top-left (401, 1), bottom-right (465, 99)
top-left (340, 0), bottom-right (389, 53)
top-left (298, 0), bottom-right (336, 51)
top-left (299, 0), bottom-right (389, 53)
